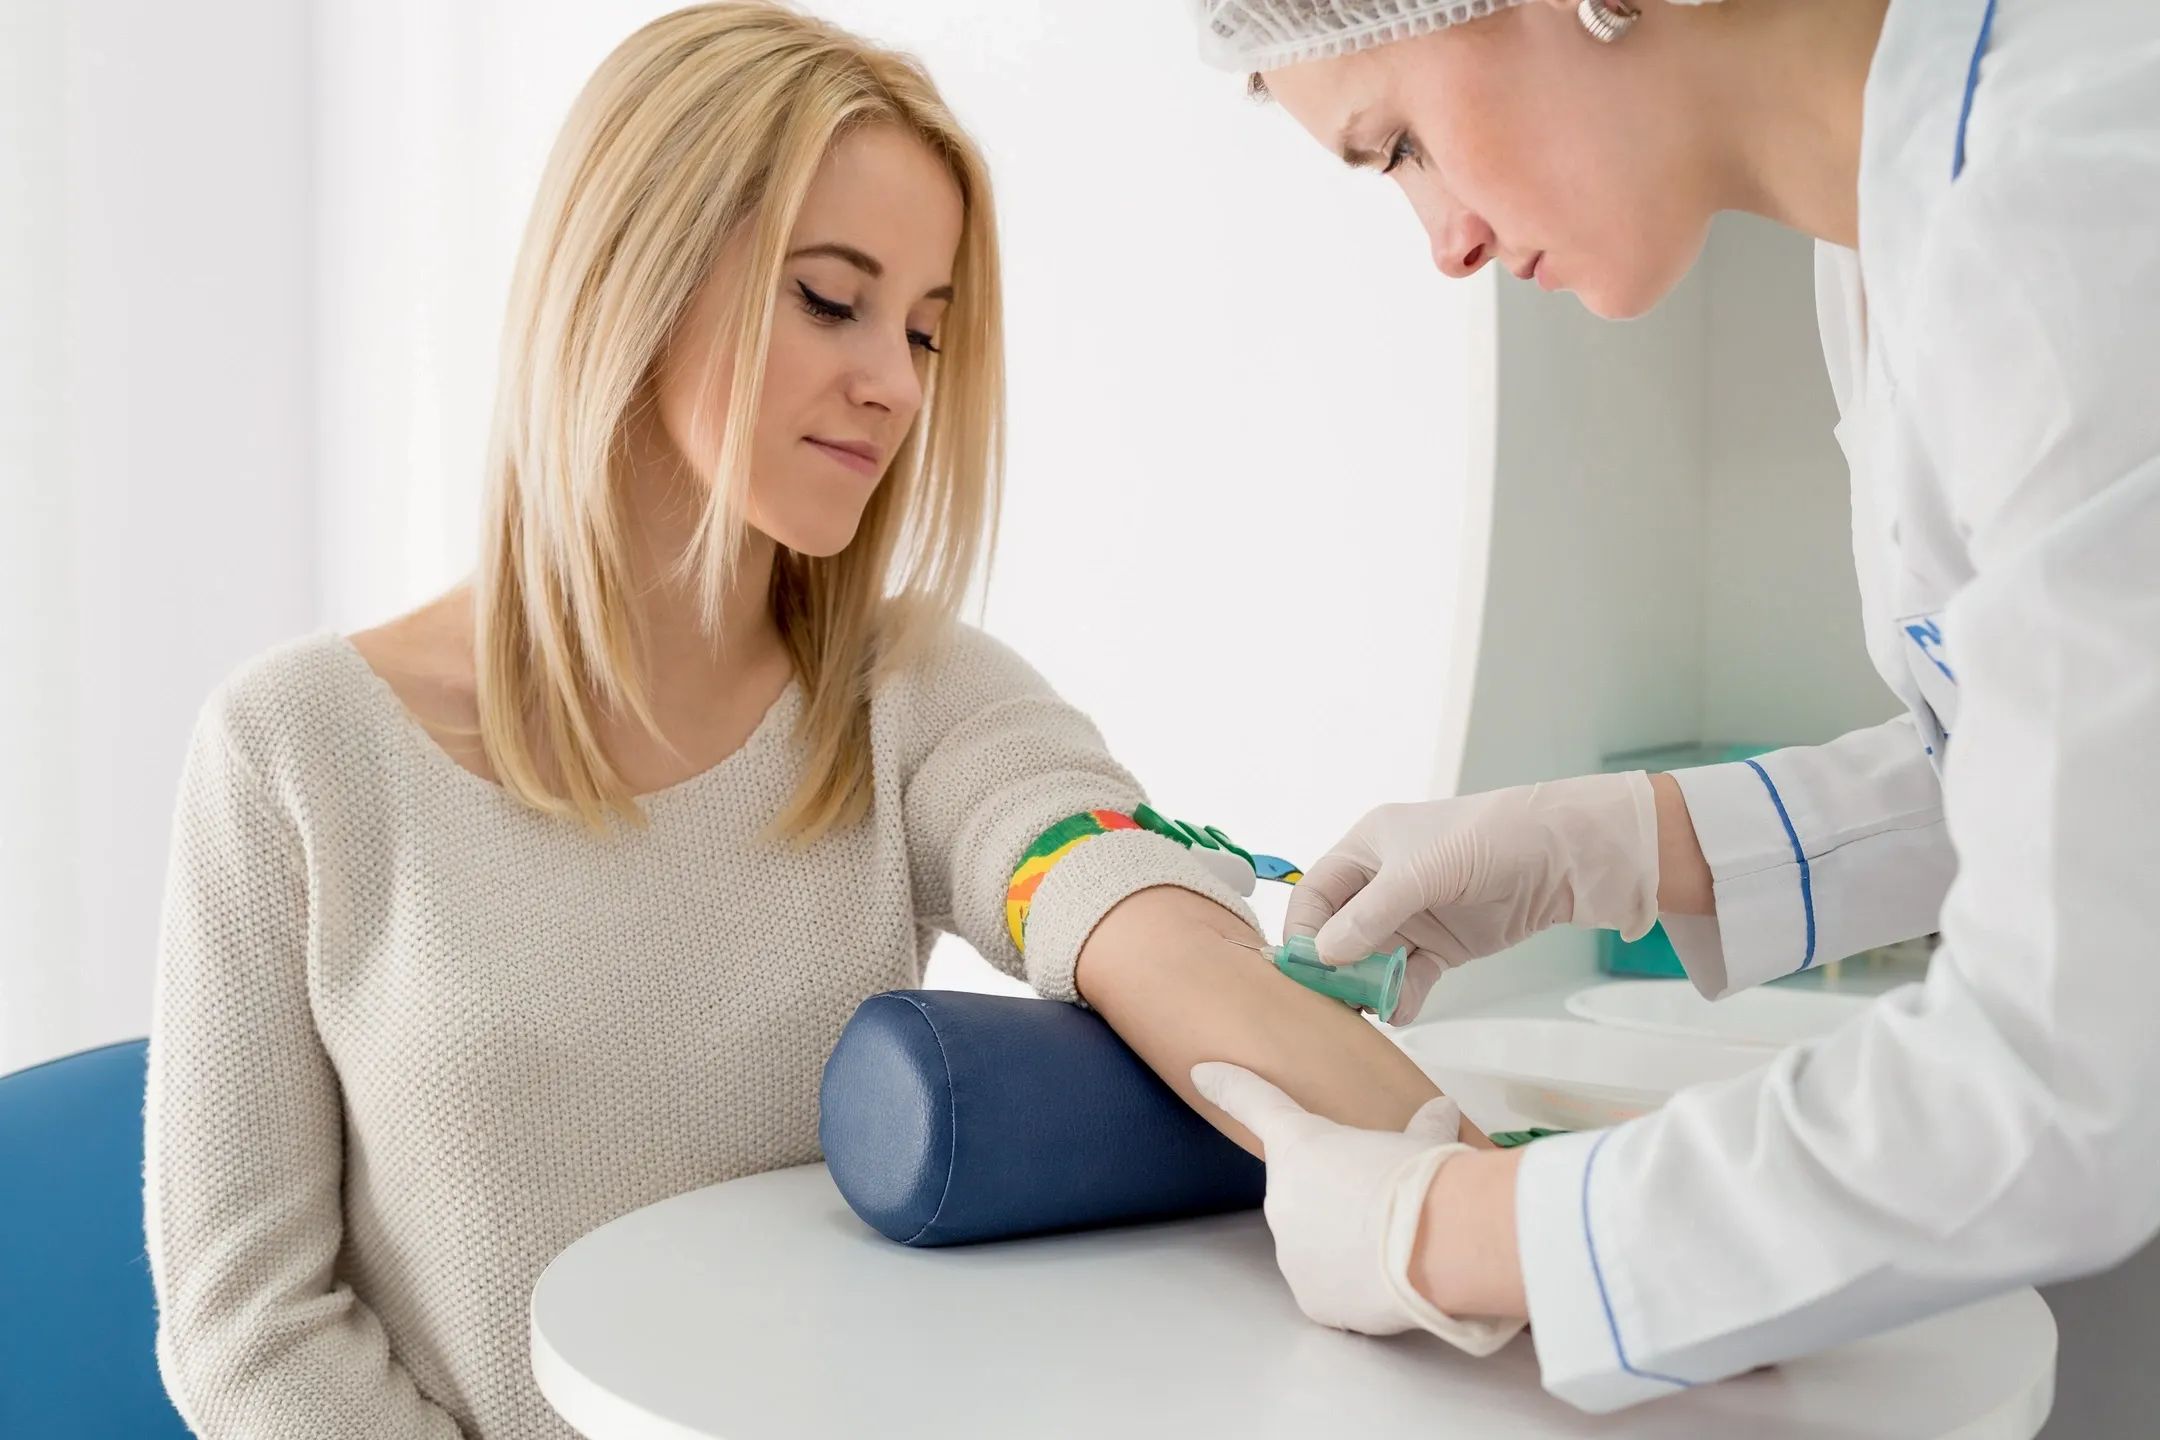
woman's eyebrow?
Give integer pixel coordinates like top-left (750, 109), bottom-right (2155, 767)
top-left (788, 241), bottom-right (953, 301)
top-left (789, 241), bottom-right (883, 276)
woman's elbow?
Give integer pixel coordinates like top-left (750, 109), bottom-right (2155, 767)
top-left (152, 1317), bottom-right (223, 1436)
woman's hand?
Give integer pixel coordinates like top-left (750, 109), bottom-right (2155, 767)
top-left (1285, 772), bottom-right (1663, 1020)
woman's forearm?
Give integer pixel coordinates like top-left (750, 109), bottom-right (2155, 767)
top-left (1073, 885), bottom-right (1488, 1155)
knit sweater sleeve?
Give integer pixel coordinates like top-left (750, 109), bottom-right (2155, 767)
top-left (896, 623), bottom-right (1258, 1004)
top-left (144, 692), bottom-right (465, 1439)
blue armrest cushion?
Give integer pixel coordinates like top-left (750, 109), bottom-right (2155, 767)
top-left (818, 990), bottom-right (1264, 1246)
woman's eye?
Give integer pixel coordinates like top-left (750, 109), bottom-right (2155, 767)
top-left (796, 280), bottom-right (853, 322)
top-left (1382, 133), bottom-right (1418, 176)
top-left (800, 278), bottom-right (938, 353)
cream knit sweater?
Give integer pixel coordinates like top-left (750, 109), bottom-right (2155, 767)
top-left (145, 624), bottom-right (1252, 1438)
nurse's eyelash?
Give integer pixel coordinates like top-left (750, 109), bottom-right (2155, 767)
top-left (906, 329), bottom-right (941, 355)
top-left (796, 280), bottom-right (853, 323)
top-left (1382, 132), bottom-right (1419, 175)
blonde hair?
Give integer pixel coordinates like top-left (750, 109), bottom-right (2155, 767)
top-left (474, 2), bottom-right (1003, 841)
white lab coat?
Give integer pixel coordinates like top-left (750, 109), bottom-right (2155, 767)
top-left (1514, 0), bottom-right (2160, 1412)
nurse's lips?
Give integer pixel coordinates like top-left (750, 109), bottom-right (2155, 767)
top-left (1507, 253), bottom-right (1552, 289)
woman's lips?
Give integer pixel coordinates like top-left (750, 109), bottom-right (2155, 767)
top-left (804, 437), bottom-right (881, 477)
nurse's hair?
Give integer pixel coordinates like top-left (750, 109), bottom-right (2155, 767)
top-left (474, 1), bottom-right (1003, 839)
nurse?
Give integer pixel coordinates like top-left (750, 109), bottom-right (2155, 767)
top-left (1184, 0), bottom-right (2160, 1413)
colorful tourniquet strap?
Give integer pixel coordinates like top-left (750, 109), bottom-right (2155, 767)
top-left (1005, 803), bottom-right (1305, 952)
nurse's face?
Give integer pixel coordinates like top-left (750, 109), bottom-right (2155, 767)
top-left (1259, 4), bottom-right (1716, 320)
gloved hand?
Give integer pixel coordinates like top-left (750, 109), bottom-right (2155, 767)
top-left (1287, 772), bottom-right (1660, 1023)
top-left (1192, 1062), bottom-right (1524, 1354)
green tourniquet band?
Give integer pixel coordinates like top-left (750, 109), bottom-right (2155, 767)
top-left (1486, 1127), bottom-right (1568, 1149)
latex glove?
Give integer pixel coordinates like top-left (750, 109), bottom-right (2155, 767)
top-left (1191, 1062), bottom-right (1524, 1355)
top-left (1287, 772), bottom-right (1660, 1022)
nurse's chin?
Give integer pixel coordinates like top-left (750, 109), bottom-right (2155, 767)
top-left (1574, 242), bottom-right (1713, 322)
top-left (1570, 276), bottom-right (1666, 323)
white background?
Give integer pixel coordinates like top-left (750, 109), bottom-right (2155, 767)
top-left (1, 0), bottom-right (1477, 1071)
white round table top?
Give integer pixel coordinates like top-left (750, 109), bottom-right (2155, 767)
top-left (531, 1164), bottom-right (2055, 1440)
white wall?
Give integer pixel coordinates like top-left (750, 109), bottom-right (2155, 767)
top-left (1438, 213), bottom-right (1894, 1010)
top-left (1700, 214), bottom-right (1893, 745)
top-left (310, 0), bottom-right (663, 629)
top-left (811, 0), bottom-right (1484, 982)
top-left (2, 0), bottom-right (1480, 1059)
top-left (1455, 217), bottom-right (1891, 800)
top-left (0, 0), bottom-right (77, 1071)
top-left (1, 0), bottom-right (319, 1073)
top-left (1438, 235), bottom-right (1714, 1003)
top-left (1456, 257), bottom-right (1713, 798)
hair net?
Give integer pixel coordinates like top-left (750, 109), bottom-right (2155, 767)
top-left (1193, 0), bottom-right (1534, 71)
top-left (1193, 0), bottom-right (1727, 72)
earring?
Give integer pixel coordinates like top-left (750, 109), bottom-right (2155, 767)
top-left (1577, 0), bottom-right (1642, 42)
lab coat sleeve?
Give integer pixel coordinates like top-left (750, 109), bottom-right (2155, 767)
top-left (1663, 722), bottom-right (1953, 997)
top-left (1513, 119), bottom-right (2160, 1413)
top-left (145, 704), bottom-right (466, 1439)
top-left (895, 622), bottom-right (1259, 1003)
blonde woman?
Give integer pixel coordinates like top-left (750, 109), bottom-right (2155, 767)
top-left (143, 5), bottom-right (1450, 1436)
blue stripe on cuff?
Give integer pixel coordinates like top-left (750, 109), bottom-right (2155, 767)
top-left (1953, 0), bottom-right (2000, 180)
top-left (1582, 1131), bottom-right (1694, 1390)
top-left (1743, 759), bottom-right (1817, 972)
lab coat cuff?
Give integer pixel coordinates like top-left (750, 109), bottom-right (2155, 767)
top-left (1022, 829), bottom-right (1260, 1005)
top-left (1668, 759), bottom-right (1816, 997)
top-left (1516, 1126), bottom-right (1693, 1414)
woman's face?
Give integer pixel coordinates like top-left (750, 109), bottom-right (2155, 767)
top-left (657, 124), bottom-right (963, 557)
top-left (1260, 4), bottom-right (1715, 319)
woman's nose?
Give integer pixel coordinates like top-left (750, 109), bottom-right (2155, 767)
top-left (849, 334), bottom-right (924, 417)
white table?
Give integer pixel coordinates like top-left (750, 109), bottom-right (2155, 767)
top-left (532, 1164), bottom-right (2056, 1440)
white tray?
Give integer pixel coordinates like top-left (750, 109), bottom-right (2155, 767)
top-left (1565, 978), bottom-right (1871, 1049)
top-left (1395, 1018), bottom-right (1771, 1131)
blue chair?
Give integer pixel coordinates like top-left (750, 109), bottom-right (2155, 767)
top-left (0, 1038), bottom-right (193, 1436)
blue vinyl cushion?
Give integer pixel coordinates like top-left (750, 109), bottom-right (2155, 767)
top-left (0, 1038), bottom-right (192, 1436)
top-left (819, 991), bottom-right (1264, 1246)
